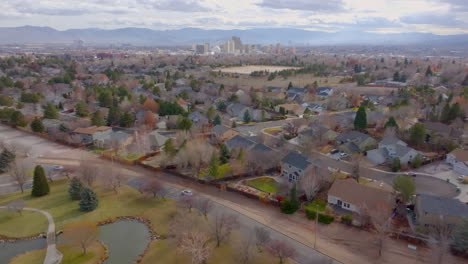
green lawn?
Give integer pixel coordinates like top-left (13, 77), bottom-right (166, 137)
top-left (245, 177), bottom-right (279, 194)
top-left (0, 179), bottom-right (176, 238)
top-left (10, 241), bottom-right (106, 264)
top-left (304, 199), bottom-right (327, 212)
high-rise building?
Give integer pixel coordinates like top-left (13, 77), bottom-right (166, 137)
top-left (195, 44), bottom-right (205, 54)
top-left (204, 43), bottom-right (210, 53)
top-left (227, 40), bottom-right (235, 53)
top-left (232, 36), bottom-right (242, 52)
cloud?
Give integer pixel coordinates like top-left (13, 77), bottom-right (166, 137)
top-left (7, 0), bottom-right (130, 16)
top-left (256, 0), bottom-right (346, 12)
top-left (400, 12), bottom-right (466, 27)
top-left (333, 17), bottom-right (401, 31)
top-left (138, 0), bottom-right (211, 12)
top-left (435, 0), bottom-right (468, 11)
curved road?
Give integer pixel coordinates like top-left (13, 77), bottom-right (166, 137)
top-left (0, 206), bottom-right (62, 264)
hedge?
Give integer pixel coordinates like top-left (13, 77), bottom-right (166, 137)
top-left (281, 199), bottom-right (299, 214)
top-left (341, 214), bottom-right (353, 225)
top-left (305, 208), bottom-right (335, 224)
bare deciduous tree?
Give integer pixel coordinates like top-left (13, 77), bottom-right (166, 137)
top-left (9, 159), bottom-right (27, 193)
top-left (79, 162), bottom-right (98, 187)
top-left (428, 215), bottom-right (454, 264)
top-left (194, 197), bottom-right (214, 218)
top-left (269, 240), bottom-right (296, 264)
top-left (177, 195), bottom-right (197, 212)
top-left (178, 230), bottom-right (213, 264)
top-left (254, 226), bottom-right (271, 253)
top-left (234, 234), bottom-right (257, 264)
top-left (63, 222), bottom-right (99, 254)
top-left (7, 199), bottom-right (25, 215)
top-left (365, 202), bottom-right (393, 258)
top-left (104, 167), bottom-right (124, 194)
top-left (350, 153), bottom-right (363, 181)
top-left (139, 180), bottom-right (164, 199)
top-left (210, 212), bottom-right (239, 247)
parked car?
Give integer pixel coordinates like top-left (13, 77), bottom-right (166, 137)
top-left (52, 165), bottom-right (64, 170)
top-left (330, 149), bottom-right (339, 154)
top-left (181, 190), bottom-right (193, 196)
top-left (404, 172), bottom-right (417, 177)
top-left (339, 152), bottom-right (350, 158)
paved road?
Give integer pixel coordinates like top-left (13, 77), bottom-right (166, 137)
top-left (0, 206), bottom-right (62, 264)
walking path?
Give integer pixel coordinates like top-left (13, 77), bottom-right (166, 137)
top-left (0, 206), bottom-right (62, 264)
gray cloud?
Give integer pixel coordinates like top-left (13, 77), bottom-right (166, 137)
top-left (435, 0), bottom-right (468, 11)
top-left (400, 12), bottom-right (466, 27)
top-left (138, 0), bottom-right (211, 12)
top-left (8, 0), bottom-right (130, 16)
top-left (256, 0), bottom-right (346, 12)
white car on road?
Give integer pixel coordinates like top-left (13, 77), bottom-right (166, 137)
top-left (181, 190), bottom-right (193, 196)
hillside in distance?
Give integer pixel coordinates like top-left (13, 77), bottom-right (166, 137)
top-left (1, 26), bottom-right (468, 46)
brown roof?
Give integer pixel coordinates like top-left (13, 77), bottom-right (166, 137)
top-left (449, 149), bottom-right (468, 162)
top-left (328, 179), bottom-right (393, 210)
top-left (73, 126), bottom-right (111, 135)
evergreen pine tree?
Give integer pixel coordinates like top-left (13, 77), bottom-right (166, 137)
top-left (31, 165), bottom-right (50, 197)
top-left (391, 158), bottom-right (401, 172)
top-left (231, 120), bottom-right (237, 128)
top-left (107, 106), bottom-right (120, 126)
top-left (425, 66), bottom-right (433, 76)
top-left (353, 106), bottom-right (367, 130)
top-left (31, 118), bottom-right (45, 133)
top-left (119, 111), bottom-right (134, 127)
top-left (213, 115), bottom-right (221, 126)
top-left (243, 110), bottom-right (251, 124)
top-left (68, 177), bottom-right (84, 200)
top-left (79, 187), bottom-right (99, 212)
top-left (219, 144), bottom-right (230, 164)
top-left (384, 117), bottom-right (398, 129)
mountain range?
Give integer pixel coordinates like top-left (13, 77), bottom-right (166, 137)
top-left (1, 26), bottom-right (468, 46)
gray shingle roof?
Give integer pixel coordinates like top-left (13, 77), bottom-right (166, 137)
top-left (416, 193), bottom-right (468, 218)
top-left (211, 125), bottom-right (231, 136)
top-left (225, 135), bottom-right (256, 150)
top-left (336, 131), bottom-right (371, 144)
top-left (251, 143), bottom-right (273, 152)
top-left (281, 151), bottom-right (311, 170)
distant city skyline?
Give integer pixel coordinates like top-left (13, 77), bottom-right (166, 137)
top-left (1, 0), bottom-right (468, 35)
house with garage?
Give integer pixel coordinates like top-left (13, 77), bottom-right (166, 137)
top-left (327, 179), bottom-right (393, 215)
top-left (336, 131), bottom-right (377, 153)
top-left (226, 103), bottom-right (253, 121)
top-left (280, 151), bottom-right (312, 182)
top-left (71, 126), bottom-right (112, 145)
top-left (211, 125), bottom-right (239, 142)
top-left (148, 130), bottom-right (169, 151)
top-left (414, 193), bottom-right (468, 227)
top-left (225, 135), bottom-right (256, 153)
top-left (446, 148), bottom-right (468, 175)
top-left (367, 136), bottom-right (420, 165)
top-left (316, 87), bottom-right (333, 97)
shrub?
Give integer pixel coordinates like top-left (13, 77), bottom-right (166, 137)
top-left (305, 208), bottom-right (317, 219)
top-left (280, 199), bottom-right (298, 214)
top-left (341, 214), bottom-right (353, 225)
top-left (318, 214), bottom-right (334, 224)
top-left (391, 157), bottom-right (401, 172)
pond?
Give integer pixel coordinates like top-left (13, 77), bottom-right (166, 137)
top-left (0, 220), bottom-right (151, 264)
top-left (99, 220), bottom-right (151, 264)
top-left (0, 238), bottom-right (46, 263)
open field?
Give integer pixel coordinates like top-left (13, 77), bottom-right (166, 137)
top-left (215, 65), bottom-right (301, 74)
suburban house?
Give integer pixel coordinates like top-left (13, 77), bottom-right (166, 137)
top-left (225, 135), bottom-right (256, 152)
top-left (226, 103), bottom-right (253, 121)
top-left (316, 87), bottom-right (333, 97)
top-left (148, 130), bottom-right (169, 151)
top-left (367, 136), bottom-right (420, 165)
top-left (286, 87), bottom-right (306, 102)
top-left (423, 121), bottom-right (463, 141)
top-left (211, 125), bottom-right (240, 142)
top-left (71, 126), bottom-right (112, 145)
top-left (328, 179), bottom-right (393, 215)
top-left (188, 111), bottom-right (209, 127)
top-left (94, 130), bottom-right (134, 150)
top-left (299, 125), bottom-right (338, 143)
top-left (446, 149), bottom-right (468, 175)
top-left (281, 151), bottom-right (312, 182)
top-left (274, 103), bottom-right (305, 116)
top-left (336, 131), bottom-right (377, 153)
top-left (414, 194), bottom-right (468, 227)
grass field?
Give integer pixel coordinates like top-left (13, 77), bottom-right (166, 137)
top-left (0, 179), bottom-right (176, 238)
top-left (245, 177), bottom-right (279, 194)
top-left (304, 199), bottom-right (327, 213)
top-left (10, 241), bottom-right (106, 264)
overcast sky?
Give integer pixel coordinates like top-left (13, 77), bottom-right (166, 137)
top-left (1, 0), bottom-right (468, 34)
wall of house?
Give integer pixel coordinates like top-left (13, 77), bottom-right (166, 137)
top-left (281, 162), bottom-right (305, 182)
top-left (327, 195), bottom-right (359, 213)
